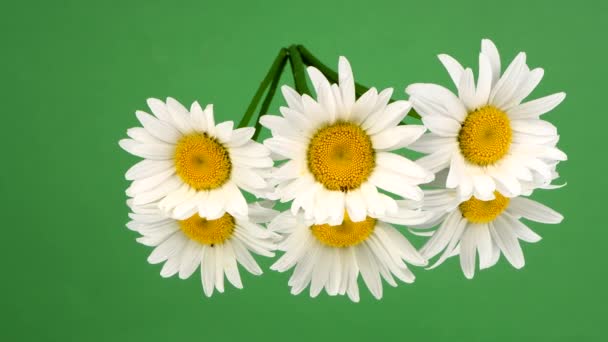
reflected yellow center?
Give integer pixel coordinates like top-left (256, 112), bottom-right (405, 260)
top-left (307, 121), bottom-right (375, 191)
top-left (458, 106), bottom-right (512, 166)
top-left (459, 192), bottom-right (510, 223)
top-left (174, 133), bottom-right (231, 190)
top-left (178, 213), bottom-right (235, 246)
top-left (311, 213), bottom-right (375, 248)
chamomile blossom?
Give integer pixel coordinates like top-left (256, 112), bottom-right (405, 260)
top-left (120, 98), bottom-right (272, 220)
top-left (407, 39), bottom-right (566, 201)
top-left (261, 57), bottom-right (433, 225)
top-left (127, 200), bottom-right (278, 296)
top-left (412, 188), bottom-right (563, 279)
top-left (269, 203), bottom-right (431, 302)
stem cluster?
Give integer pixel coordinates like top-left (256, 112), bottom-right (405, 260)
top-left (237, 45), bottom-right (419, 139)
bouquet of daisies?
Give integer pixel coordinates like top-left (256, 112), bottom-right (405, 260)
top-left (120, 39), bottom-right (565, 302)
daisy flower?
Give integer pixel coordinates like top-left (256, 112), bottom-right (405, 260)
top-left (406, 39), bottom-right (567, 201)
top-left (269, 204), bottom-right (430, 302)
top-left (261, 56), bottom-right (434, 225)
top-left (127, 200), bottom-right (278, 297)
top-left (119, 98), bottom-right (273, 220)
top-left (412, 188), bottom-right (563, 279)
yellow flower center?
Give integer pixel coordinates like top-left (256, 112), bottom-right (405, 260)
top-left (458, 106), bottom-right (512, 166)
top-left (459, 192), bottom-right (510, 223)
top-left (311, 213), bottom-right (376, 248)
top-left (174, 133), bottom-right (231, 190)
top-left (178, 213), bottom-right (235, 246)
top-left (307, 121), bottom-right (375, 191)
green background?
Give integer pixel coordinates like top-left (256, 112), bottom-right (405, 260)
top-left (2, 0), bottom-right (605, 340)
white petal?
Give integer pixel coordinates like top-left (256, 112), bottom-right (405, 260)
top-left (408, 132), bottom-right (456, 154)
top-left (508, 197), bottom-right (563, 223)
top-left (491, 169), bottom-right (522, 197)
top-left (420, 210), bottom-right (462, 259)
top-left (166, 97), bottom-right (194, 134)
top-left (263, 137), bottom-right (305, 160)
top-left (178, 241), bottom-right (202, 279)
top-left (300, 94), bottom-right (329, 125)
top-left (324, 191), bottom-right (345, 225)
top-left (214, 121), bottom-right (234, 143)
top-left (127, 127), bottom-right (163, 144)
top-left (201, 246), bottom-right (215, 297)
top-left (426, 219), bottom-right (467, 270)
top-left (369, 169), bottom-right (423, 201)
top-left (224, 183), bottom-right (248, 217)
top-left (223, 241), bottom-right (243, 289)
top-left (503, 68), bottom-right (544, 110)
top-left (490, 220), bottom-right (525, 269)
top-left (202, 188), bottom-right (228, 220)
top-left (511, 119), bottom-right (557, 136)
top-left (214, 244), bottom-right (225, 293)
top-left (310, 247), bottom-right (331, 298)
top-left (227, 127), bottom-right (255, 147)
top-left (490, 52), bottom-right (526, 107)
top-left (459, 227), bottom-right (477, 279)
top-left (407, 83), bottom-right (467, 121)
top-left (147, 232), bottom-right (186, 264)
top-left (481, 39), bottom-right (501, 86)
top-left (458, 68), bottom-right (477, 111)
top-left (132, 176), bottom-right (182, 205)
top-left (232, 154), bottom-right (273, 169)
top-left (135, 111), bottom-right (181, 143)
top-left (376, 152), bottom-right (432, 181)
top-left (160, 255), bottom-right (182, 278)
top-left (345, 190), bottom-right (367, 222)
top-left (231, 141), bottom-right (270, 158)
top-left (232, 238), bottom-right (262, 275)
top-left (346, 268), bottom-right (360, 302)
top-left (371, 125), bottom-right (427, 151)
top-left (379, 223), bottom-right (427, 266)
top-left (204, 104), bottom-right (216, 135)
top-left (365, 101), bottom-right (412, 135)
top-left (281, 85), bottom-right (305, 113)
top-left (339, 56), bottom-right (355, 108)
top-left (189, 101), bottom-right (207, 132)
top-left (472, 175), bottom-right (496, 200)
top-left (307, 66), bottom-right (331, 98)
top-left (475, 225), bottom-right (493, 270)
top-left (364, 238), bottom-right (396, 287)
top-left (125, 160), bottom-right (173, 181)
top-left (446, 152), bottom-right (465, 189)
top-left (126, 168), bottom-right (175, 196)
top-left (415, 149), bottom-right (452, 173)
top-left (499, 213), bottom-right (542, 243)
top-left (306, 67), bottom-right (336, 121)
top-left (508, 92), bottom-right (566, 119)
top-left (146, 98), bottom-right (171, 122)
top-left (372, 88), bottom-right (394, 114)
top-left (438, 54), bottom-right (464, 87)
top-left (355, 244), bottom-right (382, 299)
top-left (119, 139), bottom-right (174, 160)
top-left (233, 167), bottom-right (267, 190)
top-left (473, 53), bottom-right (492, 109)
top-left (350, 87), bottom-right (378, 123)
top-left (279, 106), bottom-right (314, 132)
top-left (421, 115), bottom-right (460, 137)
top-left (360, 89), bottom-right (394, 131)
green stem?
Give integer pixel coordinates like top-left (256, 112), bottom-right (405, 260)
top-left (288, 45), bottom-right (310, 96)
top-left (238, 48), bottom-right (288, 128)
top-left (297, 45), bottom-right (420, 120)
top-left (252, 54), bottom-right (288, 141)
